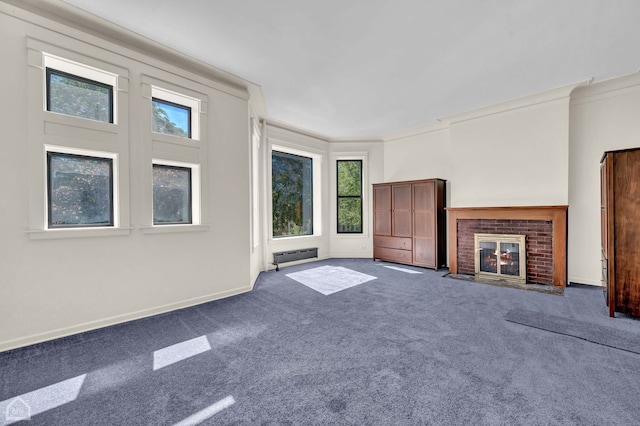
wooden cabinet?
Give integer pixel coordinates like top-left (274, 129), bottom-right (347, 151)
top-left (601, 148), bottom-right (640, 317)
top-left (373, 179), bottom-right (446, 269)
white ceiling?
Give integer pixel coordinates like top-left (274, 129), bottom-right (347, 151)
top-left (62, 0), bottom-right (640, 139)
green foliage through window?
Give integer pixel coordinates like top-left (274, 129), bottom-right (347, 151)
top-left (46, 68), bottom-right (113, 123)
top-left (272, 151), bottom-right (313, 237)
top-left (47, 152), bottom-right (114, 228)
top-left (337, 160), bottom-right (362, 233)
top-left (152, 98), bottom-right (191, 138)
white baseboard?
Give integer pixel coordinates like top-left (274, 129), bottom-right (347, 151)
top-left (0, 286), bottom-right (252, 353)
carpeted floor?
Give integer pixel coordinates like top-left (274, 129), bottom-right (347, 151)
top-left (1, 258), bottom-right (639, 425)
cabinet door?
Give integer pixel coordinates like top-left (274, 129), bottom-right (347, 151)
top-left (373, 185), bottom-right (392, 236)
top-left (392, 184), bottom-right (412, 237)
top-left (412, 181), bottom-right (435, 267)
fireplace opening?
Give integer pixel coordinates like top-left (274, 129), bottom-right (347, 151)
top-left (475, 234), bottom-right (526, 283)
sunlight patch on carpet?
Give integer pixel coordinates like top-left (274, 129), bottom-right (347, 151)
top-left (382, 265), bottom-right (423, 274)
top-left (286, 266), bottom-right (377, 295)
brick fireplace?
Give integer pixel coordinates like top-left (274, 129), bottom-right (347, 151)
top-left (446, 206), bottom-right (568, 287)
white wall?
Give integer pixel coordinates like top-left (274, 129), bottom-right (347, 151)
top-left (447, 100), bottom-right (571, 207)
top-left (384, 123), bottom-right (452, 204)
top-left (569, 74), bottom-right (640, 285)
top-left (0, 4), bottom-right (253, 351)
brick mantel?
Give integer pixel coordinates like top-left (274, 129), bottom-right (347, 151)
top-left (446, 206), bottom-right (568, 287)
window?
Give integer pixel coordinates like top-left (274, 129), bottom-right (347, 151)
top-left (337, 160), bottom-right (363, 233)
top-left (46, 68), bottom-right (113, 123)
top-left (47, 152), bottom-right (114, 228)
top-left (151, 86), bottom-right (200, 140)
top-left (153, 164), bottom-right (193, 225)
top-left (152, 98), bottom-right (191, 138)
top-left (272, 151), bottom-right (313, 237)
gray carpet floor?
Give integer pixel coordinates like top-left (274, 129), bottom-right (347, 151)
top-left (1, 258), bottom-right (640, 425)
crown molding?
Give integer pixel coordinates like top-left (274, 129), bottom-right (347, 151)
top-left (1, 0), bottom-right (259, 102)
top-left (440, 80), bottom-right (591, 125)
top-left (571, 72), bottom-right (640, 105)
top-left (383, 120), bottom-right (449, 142)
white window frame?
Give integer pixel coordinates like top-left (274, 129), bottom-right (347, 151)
top-left (251, 119), bottom-right (261, 248)
top-left (44, 145), bottom-right (120, 230)
top-left (332, 152), bottom-right (369, 237)
top-left (152, 159), bottom-right (201, 226)
top-left (270, 144), bottom-right (322, 239)
top-left (151, 86), bottom-right (200, 140)
top-left (43, 53), bottom-right (118, 124)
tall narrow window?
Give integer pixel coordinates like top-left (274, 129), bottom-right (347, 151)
top-left (153, 164), bottom-right (192, 225)
top-left (337, 160), bottom-right (363, 233)
top-left (46, 68), bottom-right (113, 123)
top-left (272, 151), bottom-right (313, 237)
top-left (47, 152), bottom-right (114, 228)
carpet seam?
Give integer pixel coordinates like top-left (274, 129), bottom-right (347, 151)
top-left (504, 318), bottom-right (640, 356)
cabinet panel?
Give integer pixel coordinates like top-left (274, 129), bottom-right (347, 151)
top-left (374, 236), bottom-right (412, 250)
top-left (373, 185), bottom-right (391, 236)
top-left (392, 184), bottom-right (412, 237)
top-left (374, 247), bottom-right (413, 264)
top-left (413, 237), bottom-right (435, 267)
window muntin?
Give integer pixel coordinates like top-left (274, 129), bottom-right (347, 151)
top-left (47, 152), bottom-right (114, 228)
top-left (46, 68), bottom-right (114, 123)
top-left (337, 160), bottom-right (363, 233)
top-left (153, 164), bottom-right (193, 225)
top-left (272, 151), bottom-right (313, 237)
top-left (152, 97), bottom-right (191, 138)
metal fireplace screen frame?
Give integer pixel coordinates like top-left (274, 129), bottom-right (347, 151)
top-left (474, 233), bottom-right (526, 283)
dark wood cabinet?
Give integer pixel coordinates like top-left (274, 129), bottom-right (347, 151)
top-left (601, 148), bottom-right (640, 317)
top-left (373, 179), bottom-right (446, 269)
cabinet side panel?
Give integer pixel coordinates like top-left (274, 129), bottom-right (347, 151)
top-left (613, 150), bottom-right (640, 316)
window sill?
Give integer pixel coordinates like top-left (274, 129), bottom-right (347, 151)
top-left (271, 234), bottom-right (322, 243)
top-left (28, 227), bottom-right (132, 240)
top-left (140, 224), bottom-right (209, 234)
top-left (333, 233), bottom-right (368, 238)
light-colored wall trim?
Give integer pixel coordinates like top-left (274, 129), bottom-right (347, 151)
top-left (1, 0), bottom-right (252, 100)
top-left (0, 286), bottom-right (253, 353)
top-left (440, 80), bottom-right (591, 125)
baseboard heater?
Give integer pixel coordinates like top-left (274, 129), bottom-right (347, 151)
top-left (272, 248), bottom-right (318, 271)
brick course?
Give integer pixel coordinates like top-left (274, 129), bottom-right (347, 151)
top-left (457, 219), bottom-right (554, 285)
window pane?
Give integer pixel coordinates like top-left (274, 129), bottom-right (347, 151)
top-left (153, 165), bottom-right (192, 224)
top-left (500, 242), bottom-right (520, 276)
top-left (337, 160), bottom-right (363, 234)
top-left (272, 151), bottom-right (313, 237)
top-left (48, 153), bottom-right (113, 227)
top-left (337, 160), bottom-right (362, 196)
top-left (479, 241), bottom-right (498, 274)
top-left (47, 68), bottom-right (113, 123)
top-left (152, 98), bottom-right (191, 138)
top-left (338, 197), bottom-right (362, 233)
